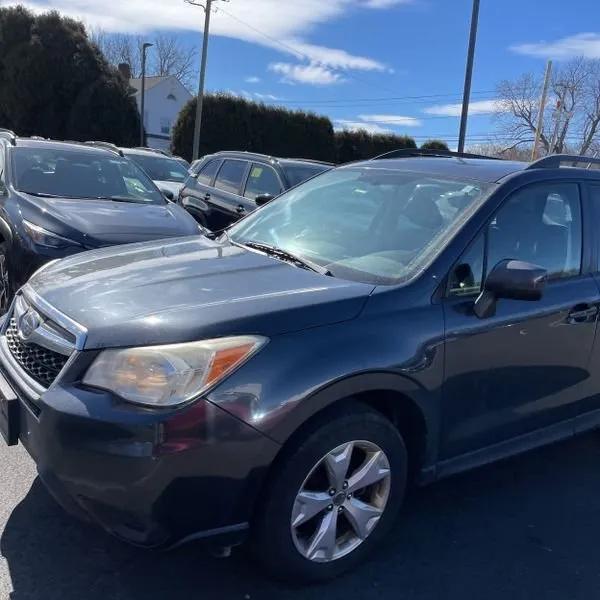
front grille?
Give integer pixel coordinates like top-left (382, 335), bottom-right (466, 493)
top-left (5, 317), bottom-right (69, 387)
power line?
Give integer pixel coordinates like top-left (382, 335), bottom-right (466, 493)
top-left (216, 5), bottom-right (411, 96)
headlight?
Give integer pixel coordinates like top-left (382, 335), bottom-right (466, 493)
top-left (83, 336), bottom-right (267, 407)
top-left (23, 220), bottom-right (81, 249)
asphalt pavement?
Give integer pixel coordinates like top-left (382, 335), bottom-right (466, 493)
top-left (2, 432), bottom-right (600, 599)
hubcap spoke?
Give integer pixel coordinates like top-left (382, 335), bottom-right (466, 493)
top-left (343, 497), bottom-right (383, 540)
top-left (291, 491), bottom-right (333, 527)
top-left (305, 510), bottom-right (338, 561)
top-left (324, 442), bottom-right (354, 490)
top-left (347, 450), bottom-right (390, 494)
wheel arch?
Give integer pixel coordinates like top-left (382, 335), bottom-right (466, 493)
top-left (250, 372), bottom-right (436, 523)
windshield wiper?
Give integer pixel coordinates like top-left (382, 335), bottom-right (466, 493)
top-left (241, 241), bottom-right (332, 276)
top-left (90, 195), bottom-right (150, 204)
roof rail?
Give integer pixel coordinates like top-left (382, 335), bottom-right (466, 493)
top-left (283, 157), bottom-right (336, 166)
top-left (373, 148), bottom-right (499, 161)
top-left (527, 153), bottom-right (600, 170)
top-left (84, 141), bottom-right (124, 157)
top-left (132, 146), bottom-right (171, 156)
top-left (0, 129), bottom-right (17, 146)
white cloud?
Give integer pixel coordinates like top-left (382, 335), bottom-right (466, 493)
top-left (244, 76), bottom-right (261, 84)
top-left (359, 114), bottom-right (423, 127)
top-left (423, 99), bottom-right (501, 117)
top-left (269, 62), bottom-right (344, 86)
top-left (253, 92), bottom-right (282, 101)
top-left (14, 0), bottom-right (390, 77)
top-left (334, 120), bottom-right (393, 134)
top-left (511, 33), bottom-right (600, 60)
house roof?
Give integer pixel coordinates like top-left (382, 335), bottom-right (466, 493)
top-left (129, 76), bottom-right (169, 93)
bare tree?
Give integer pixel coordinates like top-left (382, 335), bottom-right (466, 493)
top-left (496, 57), bottom-right (600, 156)
top-left (90, 30), bottom-right (196, 89)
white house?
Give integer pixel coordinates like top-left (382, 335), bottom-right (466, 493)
top-left (129, 75), bottom-right (193, 152)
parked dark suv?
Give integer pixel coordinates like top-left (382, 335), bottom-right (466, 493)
top-left (4, 149), bottom-right (600, 582)
top-left (0, 132), bottom-right (200, 311)
top-left (179, 150), bottom-right (332, 230)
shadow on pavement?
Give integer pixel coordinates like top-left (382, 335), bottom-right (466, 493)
top-left (4, 433), bottom-right (600, 600)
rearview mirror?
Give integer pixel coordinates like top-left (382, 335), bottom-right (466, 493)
top-left (255, 193), bottom-right (274, 206)
top-left (473, 259), bottom-right (547, 319)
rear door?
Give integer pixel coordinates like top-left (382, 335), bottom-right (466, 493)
top-left (211, 159), bottom-right (252, 229)
top-left (181, 158), bottom-right (222, 227)
top-left (441, 180), bottom-right (600, 459)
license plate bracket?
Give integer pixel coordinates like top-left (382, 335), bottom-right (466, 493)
top-left (0, 374), bottom-right (19, 446)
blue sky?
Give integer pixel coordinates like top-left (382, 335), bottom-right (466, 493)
top-left (15, 0), bottom-right (600, 147)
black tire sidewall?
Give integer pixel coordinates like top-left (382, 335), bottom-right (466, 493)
top-left (252, 405), bottom-right (408, 582)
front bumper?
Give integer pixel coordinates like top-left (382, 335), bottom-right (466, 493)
top-left (7, 373), bottom-right (280, 548)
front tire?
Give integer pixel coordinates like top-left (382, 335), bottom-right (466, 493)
top-left (251, 402), bottom-right (407, 582)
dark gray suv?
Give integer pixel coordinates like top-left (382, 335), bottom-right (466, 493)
top-left (3, 150), bottom-right (600, 582)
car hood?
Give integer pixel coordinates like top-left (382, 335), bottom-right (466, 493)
top-left (20, 194), bottom-right (199, 246)
top-left (28, 237), bottom-right (374, 349)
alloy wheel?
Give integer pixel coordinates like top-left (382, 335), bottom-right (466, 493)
top-left (290, 440), bottom-right (391, 563)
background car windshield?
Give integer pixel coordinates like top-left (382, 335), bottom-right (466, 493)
top-left (12, 147), bottom-right (165, 204)
top-left (229, 167), bottom-right (490, 284)
top-left (128, 154), bottom-right (189, 183)
top-left (282, 163), bottom-right (330, 187)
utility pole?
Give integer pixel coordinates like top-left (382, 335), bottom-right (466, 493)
top-left (186, 0), bottom-right (217, 161)
top-left (531, 60), bottom-right (552, 161)
top-left (140, 42), bottom-right (153, 147)
top-left (458, 0), bottom-right (480, 154)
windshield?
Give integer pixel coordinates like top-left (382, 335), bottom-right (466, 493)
top-left (283, 163), bottom-right (330, 187)
top-left (127, 153), bottom-right (189, 183)
top-left (228, 167), bottom-right (491, 284)
top-left (12, 147), bottom-right (165, 204)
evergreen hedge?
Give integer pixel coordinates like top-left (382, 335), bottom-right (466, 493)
top-left (172, 94), bottom-right (418, 164)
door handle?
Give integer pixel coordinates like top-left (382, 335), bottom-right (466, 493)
top-left (567, 304), bottom-right (598, 324)
top-left (236, 205), bottom-right (246, 215)
top-left (204, 193), bottom-right (211, 201)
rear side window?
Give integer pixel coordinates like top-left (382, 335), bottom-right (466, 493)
top-left (244, 163), bottom-right (282, 200)
top-left (214, 160), bottom-right (247, 195)
top-left (197, 159), bottom-right (220, 185)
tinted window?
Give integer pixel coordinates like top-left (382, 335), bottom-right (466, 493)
top-left (12, 147), bottom-right (165, 204)
top-left (229, 168), bottom-right (490, 284)
top-left (127, 153), bottom-right (188, 183)
top-left (283, 163), bottom-right (330, 187)
top-left (244, 163), bottom-right (282, 200)
top-left (488, 182), bottom-right (581, 280)
top-left (197, 159), bottom-right (220, 185)
top-left (215, 160), bottom-right (247, 194)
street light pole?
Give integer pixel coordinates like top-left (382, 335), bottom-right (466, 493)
top-left (140, 42), bottom-right (154, 147)
top-left (187, 0), bottom-right (214, 161)
top-left (457, 0), bottom-right (481, 154)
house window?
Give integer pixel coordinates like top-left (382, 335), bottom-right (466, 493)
top-left (160, 118), bottom-right (171, 135)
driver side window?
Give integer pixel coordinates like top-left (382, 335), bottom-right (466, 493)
top-left (448, 182), bottom-right (583, 297)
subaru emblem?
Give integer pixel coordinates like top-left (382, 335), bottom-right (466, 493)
top-left (17, 309), bottom-right (41, 341)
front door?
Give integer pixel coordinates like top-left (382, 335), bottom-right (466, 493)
top-left (441, 181), bottom-right (599, 459)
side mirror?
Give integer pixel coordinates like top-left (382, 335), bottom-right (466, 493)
top-left (255, 193), bottom-right (274, 206)
top-left (162, 190), bottom-right (175, 202)
top-left (473, 259), bottom-right (547, 319)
